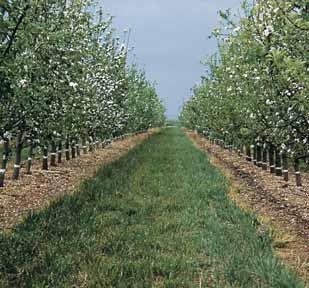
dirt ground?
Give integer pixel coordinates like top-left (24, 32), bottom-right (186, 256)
top-left (185, 129), bottom-right (309, 285)
top-left (0, 131), bottom-right (155, 230)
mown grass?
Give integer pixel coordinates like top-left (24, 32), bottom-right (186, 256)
top-left (0, 128), bottom-right (304, 287)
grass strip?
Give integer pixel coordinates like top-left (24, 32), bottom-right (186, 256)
top-left (0, 128), bottom-right (304, 287)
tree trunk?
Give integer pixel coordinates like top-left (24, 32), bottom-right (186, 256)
top-left (65, 139), bottom-right (70, 161)
top-left (253, 145), bottom-right (257, 165)
top-left (238, 144), bottom-right (243, 156)
top-left (42, 145), bottom-right (49, 171)
top-left (50, 140), bottom-right (57, 167)
top-left (0, 138), bottom-right (10, 187)
top-left (256, 144), bottom-right (262, 167)
top-left (237, 146), bottom-right (241, 156)
top-left (26, 143), bottom-right (34, 175)
top-left (76, 143), bottom-right (80, 157)
top-left (294, 158), bottom-right (302, 187)
top-left (269, 145), bottom-right (275, 174)
top-left (246, 144), bottom-right (252, 161)
top-left (82, 138), bottom-right (88, 154)
top-left (12, 133), bottom-right (23, 180)
top-left (262, 145), bottom-right (268, 170)
top-left (89, 137), bottom-right (94, 153)
top-left (275, 149), bottom-right (282, 176)
top-left (58, 140), bottom-right (62, 164)
top-left (282, 152), bottom-right (289, 181)
top-left (71, 141), bottom-right (76, 159)
top-left (228, 144), bottom-right (232, 152)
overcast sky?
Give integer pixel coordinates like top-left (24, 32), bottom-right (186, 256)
top-left (99, 0), bottom-right (243, 118)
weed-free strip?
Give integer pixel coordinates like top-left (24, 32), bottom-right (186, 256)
top-left (0, 128), bottom-right (304, 287)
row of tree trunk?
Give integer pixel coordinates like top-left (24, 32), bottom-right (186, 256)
top-left (0, 130), bottom-right (146, 188)
top-left (209, 138), bottom-right (303, 187)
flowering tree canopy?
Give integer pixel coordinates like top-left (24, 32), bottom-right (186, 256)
top-left (0, 0), bottom-right (165, 184)
top-left (181, 0), bottom-right (308, 163)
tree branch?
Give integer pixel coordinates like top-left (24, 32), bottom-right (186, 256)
top-left (2, 3), bottom-right (30, 59)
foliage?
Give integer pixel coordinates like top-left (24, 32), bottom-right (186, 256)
top-left (181, 0), bottom-right (309, 161)
top-left (0, 0), bottom-right (165, 149)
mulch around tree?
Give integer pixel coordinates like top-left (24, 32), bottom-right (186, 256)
top-left (0, 131), bottom-right (154, 230)
top-left (185, 129), bottom-right (309, 284)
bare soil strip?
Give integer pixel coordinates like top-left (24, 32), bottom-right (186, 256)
top-left (0, 131), bottom-right (154, 230)
top-left (185, 129), bottom-right (309, 284)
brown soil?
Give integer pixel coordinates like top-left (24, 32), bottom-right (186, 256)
top-left (185, 129), bottom-right (309, 285)
top-left (0, 131), bottom-right (156, 230)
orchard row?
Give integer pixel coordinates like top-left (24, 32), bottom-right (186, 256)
top-left (181, 0), bottom-right (308, 185)
top-left (0, 0), bottom-right (165, 186)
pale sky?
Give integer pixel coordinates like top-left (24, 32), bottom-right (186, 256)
top-left (99, 0), bottom-right (243, 118)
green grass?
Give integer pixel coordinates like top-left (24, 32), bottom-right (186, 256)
top-left (0, 128), bottom-right (304, 287)
top-left (0, 144), bottom-right (41, 162)
top-left (165, 119), bottom-right (180, 127)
